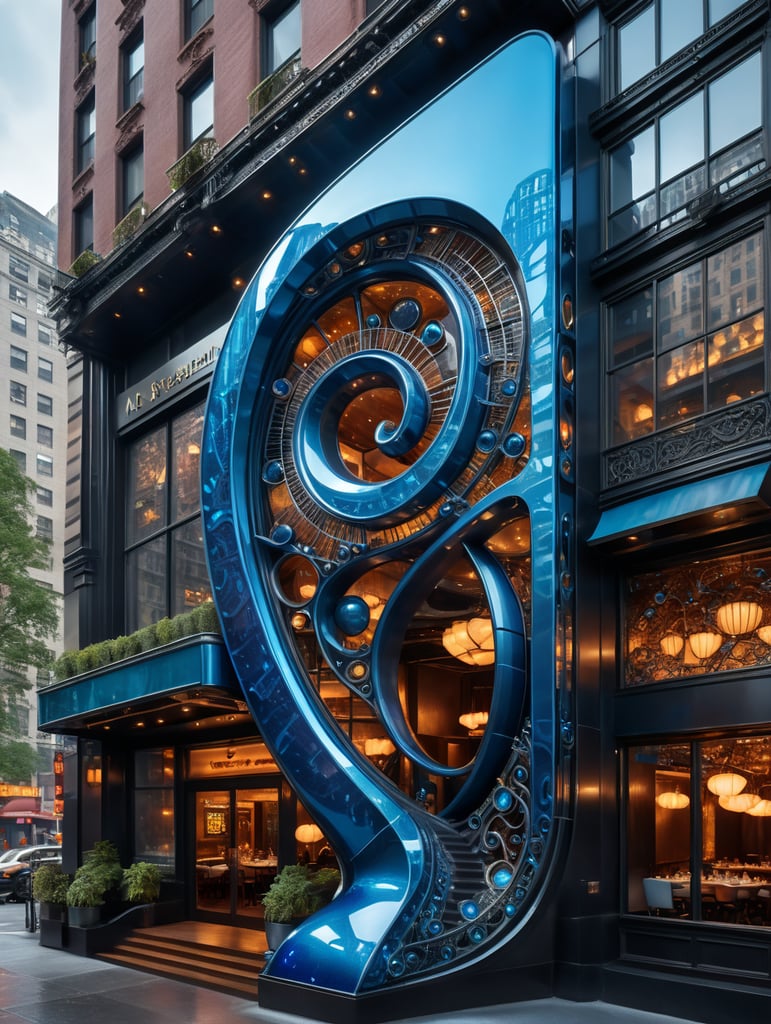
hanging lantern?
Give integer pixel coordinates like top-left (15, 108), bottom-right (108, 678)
top-left (718, 793), bottom-right (761, 812)
top-left (442, 617), bottom-right (495, 666)
top-left (716, 600), bottom-right (763, 635)
top-left (757, 625), bottom-right (771, 646)
top-left (707, 772), bottom-right (747, 796)
top-left (746, 798), bottom-right (771, 817)
top-left (660, 633), bottom-right (684, 657)
top-left (687, 631), bottom-right (722, 659)
top-left (656, 788), bottom-right (689, 809)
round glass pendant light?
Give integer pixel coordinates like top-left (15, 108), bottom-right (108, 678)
top-left (687, 631), bottom-right (722, 659)
top-left (718, 792), bottom-right (761, 812)
top-left (707, 772), bottom-right (746, 796)
top-left (716, 600), bottom-right (763, 635)
top-left (746, 798), bottom-right (771, 816)
top-left (656, 788), bottom-right (689, 809)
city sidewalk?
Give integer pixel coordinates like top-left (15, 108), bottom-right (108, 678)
top-left (0, 901), bottom-right (702, 1024)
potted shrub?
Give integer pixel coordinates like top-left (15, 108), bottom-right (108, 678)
top-left (262, 863), bottom-right (340, 953)
top-left (66, 874), bottom-right (105, 927)
top-left (32, 862), bottom-right (70, 920)
top-left (66, 840), bottom-right (123, 926)
top-left (122, 861), bottom-right (162, 904)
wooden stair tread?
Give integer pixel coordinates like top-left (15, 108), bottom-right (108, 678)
top-left (97, 951), bottom-right (259, 998)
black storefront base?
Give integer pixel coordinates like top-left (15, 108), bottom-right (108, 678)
top-left (257, 962), bottom-right (552, 1024)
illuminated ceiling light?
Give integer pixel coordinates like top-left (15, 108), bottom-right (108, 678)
top-left (295, 823), bottom-right (323, 845)
top-left (232, 277), bottom-right (245, 289)
top-left (660, 633), bottom-right (684, 657)
top-left (442, 617), bottom-right (495, 666)
top-left (687, 631), bottom-right (722, 659)
top-left (368, 83), bottom-right (382, 98)
top-left (184, 248), bottom-right (195, 258)
top-left (261, 190), bottom-right (272, 200)
top-left (364, 738), bottom-right (395, 757)
top-left (288, 155), bottom-right (297, 165)
top-left (657, 788), bottom-right (689, 809)
top-left (137, 285), bottom-right (146, 295)
top-left (113, 311), bottom-right (122, 319)
top-left (707, 772), bottom-right (746, 796)
top-left (718, 792), bottom-right (761, 812)
top-left (758, 625), bottom-right (771, 645)
top-left (432, 32), bottom-right (447, 46)
top-left (715, 600), bottom-right (763, 635)
top-left (210, 224), bottom-right (222, 234)
top-left (746, 798), bottom-right (771, 816)
top-left (458, 710), bottom-right (489, 735)
top-left (344, 108), bottom-right (357, 120)
top-left (457, 5), bottom-right (470, 19)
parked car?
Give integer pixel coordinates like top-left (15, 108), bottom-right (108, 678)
top-left (0, 846), bottom-right (62, 902)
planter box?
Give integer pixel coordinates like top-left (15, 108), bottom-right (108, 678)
top-left (39, 917), bottom-right (66, 949)
top-left (68, 905), bottom-right (101, 927)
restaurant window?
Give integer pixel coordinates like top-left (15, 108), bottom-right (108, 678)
top-left (608, 51), bottom-right (764, 246)
top-left (616, 0), bottom-right (745, 93)
top-left (626, 735), bottom-right (771, 925)
top-left (122, 28), bottom-right (144, 111)
top-left (624, 549), bottom-right (771, 687)
top-left (125, 401), bottom-right (211, 632)
top-left (10, 345), bottom-right (27, 371)
top-left (264, 0), bottom-right (301, 76)
top-left (185, 0), bottom-right (213, 40)
top-left (134, 749), bottom-right (175, 869)
top-left (183, 71), bottom-right (213, 150)
top-left (607, 229), bottom-right (764, 446)
top-left (10, 415), bottom-right (26, 440)
top-left (74, 195), bottom-right (94, 255)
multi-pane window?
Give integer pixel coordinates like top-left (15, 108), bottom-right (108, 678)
top-left (186, 0), bottom-right (213, 40)
top-left (11, 312), bottom-right (27, 336)
top-left (184, 72), bottom-right (214, 149)
top-left (10, 381), bottom-right (27, 406)
top-left (608, 52), bottom-right (764, 246)
top-left (122, 30), bottom-right (144, 110)
top-left (10, 415), bottom-right (26, 440)
top-left (36, 516), bottom-right (53, 542)
top-left (9, 255), bottom-right (29, 281)
top-left (9, 283), bottom-right (27, 306)
top-left (37, 424), bottom-right (53, 448)
top-left (617, 0), bottom-right (746, 92)
top-left (626, 734), bottom-right (771, 926)
top-left (38, 486), bottom-right (53, 507)
top-left (38, 324), bottom-right (52, 346)
top-left (134, 749), bottom-right (175, 868)
top-left (38, 393), bottom-right (53, 416)
top-left (38, 356), bottom-right (54, 383)
top-left (79, 4), bottom-right (96, 64)
top-left (77, 92), bottom-right (96, 174)
top-left (10, 345), bottom-right (27, 371)
top-left (75, 195), bottom-right (94, 254)
top-left (265, 0), bottom-right (301, 75)
top-left (37, 453), bottom-right (53, 477)
top-left (9, 450), bottom-right (26, 473)
top-left (121, 143), bottom-right (144, 217)
top-left (125, 402), bottom-right (211, 631)
top-left (607, 229), bottom-right (764, 445)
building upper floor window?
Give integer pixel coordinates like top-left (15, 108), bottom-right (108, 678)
top-left (10, 415), bottom-right (26, 440)
top-left (11, 312), bottom-right (27, 336)
top-left (77, 92), bottom-right (96, 175)
top-left (37, 392), bottom-right (53, 416)
top-left (125, 402), bottom-right (211, 631)
top-left (624, 548), bottom-right (771, 687)
top-left (37, 453), bottom-right (53, 477)
top-left (9, 254), bottom-right (29, 282)
top-left (606, 229), bottom-right (764, 446)
top-left (617, 0), bottom-right (745, 93)
top-left (37, 486), bottom-right (53, 507)
top-left (38, 356), bottom-right (54, 383)
top-left (122, 29), bottom-right (144, 110)
top-left (74, 195), bottom-right (94, 255)
top-left (38, 324), bottom-right (52, 346)
top-left (265, 0), bottom-right (301, 75)
top-left (36, 515), bottom-right (53, 542)
top-left (10, 381), bottom-right (27, 406)
top-left (121, 142), bottom-right (144, 217)
top-left (10, 344), bottom-right (27, 371)
top-left (79, 3), bottom-right (96, 65)
top-left (37, 424), bottom-right (53, 448)
top-left (608, 51), bottom-right (764, 247)
top-left (9, 450), bottom-right (26, 473)
top-left (184, 72), bottom-right (214, 149)
top-left (186, 0), bottom-right (213, 41)
top-left (9, 283), bottom-right (27, 306)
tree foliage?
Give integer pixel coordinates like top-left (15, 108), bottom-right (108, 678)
top-left (0, 448), bottom-right (60, 780)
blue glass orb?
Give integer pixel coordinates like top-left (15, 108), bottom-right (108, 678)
top-left (405, 951), bottom-right (420, 969)
top-left (505, 902), bottom-right (517, 917)
top-left (334, 596), bottom-right (370, 636)
top-left (492, 866), bottom-right (513, 888)
top-left (468, 925), bottom-right (486, 944)
top-left (388, 957), bottom-right (405, 977)
top-left (271, 524), bottom-right (294, 546)
top-left (440, 945), bottom-right (454, 961)
top-left (366, 313), bottom-right (381, 328)
top-left (263, 460), bottom-right (284, 484)
top-left (468, 814), bottom-right (482, 830)
top-left (501, 378), bottom-right (517, 397)
top-left (493, 787), bottom-right (513, 811)
top-left (272, 378), bottom-right (292, 399)
top-left (502, 432), bottom-right (526, 457)
top-left (477, 429), bottom-right (498, 453)
top-left (420, 320), bottom-right (444, 346)
top-left (514, 765), bottom-right (528, 782)
top-left (337, 545), bottom-right (351, 561)
top-left (389, 297), bottom-right (422, 332)
top-left (459, 900), bottom-right (479, 920)
top-left (428, 919), bottom-right (443, 935)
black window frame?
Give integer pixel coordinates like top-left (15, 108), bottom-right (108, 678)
top-left (37, 393), bottom-right (53, 416)
top-left (183, 69), bottom-right (214, 150)
top-left (76, 91), bottom-right (96, 175)
top-left (79, 3), bottom-right (96, 64)
top-left (185, 0), bottom-right (213, 41)
top-left (122, 27), bottom-right (144, 111)
top-left (121, 140), bottom-right (144, 217)
top-left (74, 194), bottom-right (94, 255)
top-left (263, 0), bottom-right (301, 77)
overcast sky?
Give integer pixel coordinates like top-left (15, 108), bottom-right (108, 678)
top-left (0, 0), bottom-right (61, 216)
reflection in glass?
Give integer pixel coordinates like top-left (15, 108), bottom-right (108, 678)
top-left (709, 53), bottom-right (762, 157)
top-left (658, 264), bottom-right (703, 353)
top-left (612, 358), bottom-right (654, 444)
top-left (618, 6), bottom-right (654, 91)
top-left (172, 403), bottom-right (204, 522)
top-left (127, 534), bottom-right (166, 631)
top-left (127, 426), bottom-right (167, 545)
top-left (171, 517), bottom-right (211, 616)
top-left (657, 340), bottom-right (704, 427)
top-left (660, 0), bottom-right (702, 62)
top-left (659, 94), bottom-right (704, 184)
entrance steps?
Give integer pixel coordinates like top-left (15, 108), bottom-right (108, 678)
top-left (96, 923), bottom-right (266, 1000)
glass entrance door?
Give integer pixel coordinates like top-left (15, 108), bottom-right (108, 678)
top-left (194, 787), bottom-right (278, 920)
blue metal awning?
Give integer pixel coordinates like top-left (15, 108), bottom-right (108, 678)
top-left (38, 635), bottom-right (242, 735)
top-left (588, 462), bottom-right (771, 546)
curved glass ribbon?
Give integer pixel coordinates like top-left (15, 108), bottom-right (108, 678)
top-left (201, 32), bottom-right (573, 997)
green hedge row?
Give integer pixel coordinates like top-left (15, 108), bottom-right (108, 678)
top-left (53, 601), bottom-right (221, 682)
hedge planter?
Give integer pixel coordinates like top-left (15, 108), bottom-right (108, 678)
top-left (68, 905), bottom-right (101, 927)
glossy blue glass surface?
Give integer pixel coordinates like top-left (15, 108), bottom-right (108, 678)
top-left (201, 31), bottom-right (572, 996)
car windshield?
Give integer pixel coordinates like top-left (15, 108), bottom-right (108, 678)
top-left (0, 849), bottom-right (24, 864)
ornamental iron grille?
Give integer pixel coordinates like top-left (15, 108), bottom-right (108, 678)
top-left (201, 33), bottom-right (574, 997)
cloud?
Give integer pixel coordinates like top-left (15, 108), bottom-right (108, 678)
top-left (0, 0), bottom-right (61, 214)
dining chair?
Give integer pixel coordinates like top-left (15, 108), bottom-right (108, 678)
top-left (643, 877), bottom-right (677, 916)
